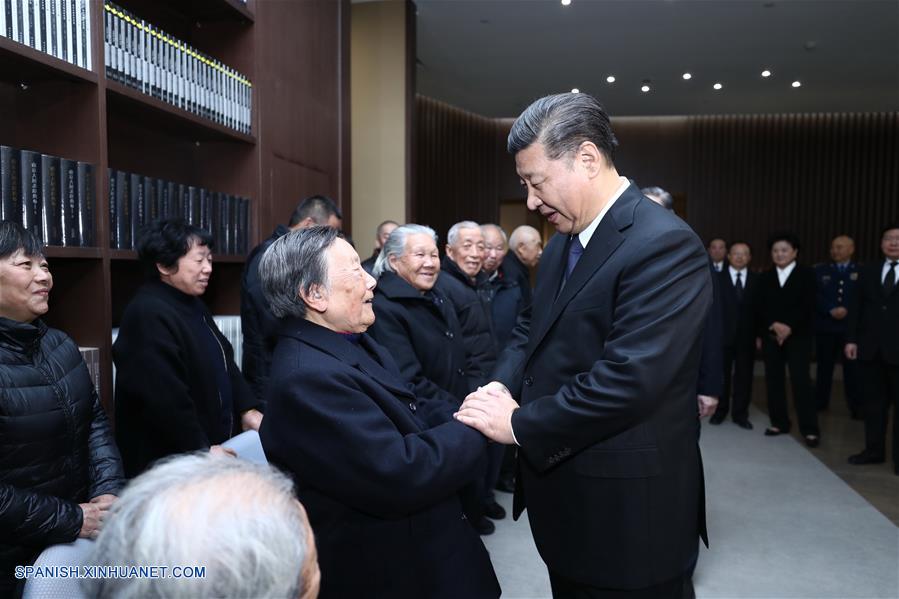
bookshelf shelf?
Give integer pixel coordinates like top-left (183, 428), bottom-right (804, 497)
top-left (105, 80), bottom-right (256, 145)
top-left (44, 246), bottom-right (103, 259)
top-left (0, 35), bottom-right (98, 86)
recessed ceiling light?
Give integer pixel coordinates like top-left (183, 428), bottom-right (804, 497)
top-left (713, 83), bottom-right (723, 90)
top-left (571, 88), bottom-right (580, 94)
top-left (682, 73), bottom-right (692, 80)
top-left (561, 0), bottom-right (571, 5)
top-left (606, 75), bottom-right (616, 83)
top-left (641, 85), bottom-right (650, 93)
top-left (791, 80), bottom-right (801, 88)
top-left (761, 69), bottom-right (772, 77)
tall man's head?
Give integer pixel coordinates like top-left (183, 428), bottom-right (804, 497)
top-left (829, 235), bottom-right (855, 264)
top-left (84, 454), bottom-right (320, 599)
top-left (728, 242), bottom-right (752, 270)
top-left (480, 224), bottom-right (508, 274)
top-left (508, 93), bottom-right (620, 235)
top-left (642, 186), bottom-right (674, 211)
top-left (289, 195), bottom-right (342, 231)
top-left (374, 220), bottom-right (399, 251)
top-left (446, 221), bottom-right (485, 279)
top-left (883, 224), bottom-right (899, 261)
top-left (708, 238), bottom-right (727, 264)
top-left (508, 225), bottom-right (543, 268)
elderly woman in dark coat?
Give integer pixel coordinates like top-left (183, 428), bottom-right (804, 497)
top-left (113, 219), bottom-right (262, 477)
top-left (0, 222), bottom-right (124, 596)
top-left (258, 226), bottom-right (500, 599)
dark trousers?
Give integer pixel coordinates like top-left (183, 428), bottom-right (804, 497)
top-left (483, 442), bottom-right (505, 503)
top-left (716, 342), bottom-right (755, 422)
top-left (549, 571), bottom-right (687, 599)
top-left (815, 331), bottom-right (860, 413)
top-left (859, 358), bottom-right (899, 464)
top-left (763, 335), bottom-right (819, 436)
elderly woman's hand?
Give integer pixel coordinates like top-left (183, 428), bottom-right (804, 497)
top-left (241, 409), bottom-right (263, 431)
top-left (78, 494), bottom-right (118, 539)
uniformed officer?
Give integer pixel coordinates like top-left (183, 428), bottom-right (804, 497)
top-left (814, 234), bottom-right (861, 417)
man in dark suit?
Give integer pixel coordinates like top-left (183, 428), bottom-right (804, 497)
top-left (456, 93), bottom-right (711, 597)
top-left (712, 241), bottom-right (758, 428)
top-left (814, 235), bottom-right (861, 416)
top-left (845, 224), bottom-right (899, 475)
top-left (708, 238), bottom-right (727, 272)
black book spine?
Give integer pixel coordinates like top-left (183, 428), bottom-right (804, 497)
top-left (27, 0), bottom-right (35, 48)
top-left (220, 194), bottom-right (231, 254)
top-left (40, 154), bottom-right (61, 245)
top-left (19, 150), bottom-right (42, 241)
top-left (210, 192), bottom-right (221, 250)
top-left (107, 168), bottom-right (117, 248)
top-left (4, 0), bottom-right (12, 40)
top-left (228, 195), bottom-right (238, 255)
top-left (187, 185), bottom-right (198, 225)
top-left (59, 158), bottom-right (79, 246)
top-left (48, 0), bottom-right (57, 57)
top-left (129, 172), bottom-right (143, 246)
top-left (239, 197), bottom-right (249, 254)
top-left (39, 0), bottom-right (47, 52)
top-left (143, 176), bottom-right (157, 224)
top-left (60, 0), bottom-right (68, 62)
top-left (15, 0), bottom-right (24, 44)
top-left (179, 184), bottom-right (189, 222)
top-left (1, 146), bottom-right (22, 223)
top-left (117, 170), bottom-right (131, 249)
top-left (199, 188), bottom-right (211, 234)
top-left (76, 162), bottom-right (94, 246)
top-left (161, 180), bottom-right (173, 219)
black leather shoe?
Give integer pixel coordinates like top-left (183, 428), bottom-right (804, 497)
top-left (709, 414), bottom-right (725, 425)
top-left (473, 516), bottom-right (495, 535)
top-left (734, 419), bottom-right (753, 430)
top-left (804, 435), bottom-right (820, 448)
top-left (484, 501), bottom-right (506, 520)
top-left (494, 476), bottom-right (515, 493)
top-left (848, 450), bottom-right (886, 465)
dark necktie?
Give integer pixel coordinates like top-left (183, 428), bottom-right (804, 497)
top-left (885, 261), bottom-right (897, 294)
top-left (566, 236), bottom-right (584, 281)
top-left (735, 271), bottom-right (744, 302)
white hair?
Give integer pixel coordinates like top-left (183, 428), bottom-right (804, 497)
top-left (446, 221), bottom-right (480, 246)
top-left (509, 225), bottom-right (540, 249)
top-left (372, 224), bottom-right (437, 279)
top-left (480, 223), bottom-right (507, 244)
top-left (82, 453), bottom-right (312, 599)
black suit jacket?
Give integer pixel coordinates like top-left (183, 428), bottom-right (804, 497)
top-left (718, 268), bottom-right (759, 348)
top-left (492, 185), bottom-right (711, 589)
top-left (755, 265), bottom-right (816, 339)
top-left (260, 319), bottom-right (499, 599)
top-left (847, 260), bottom-right (899, 365)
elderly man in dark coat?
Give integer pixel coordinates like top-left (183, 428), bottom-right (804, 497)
top-left (257, 226), bottom-right (500, 599)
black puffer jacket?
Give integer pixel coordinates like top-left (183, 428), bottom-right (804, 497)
top-left (0, 318), bottom-right (124, 593)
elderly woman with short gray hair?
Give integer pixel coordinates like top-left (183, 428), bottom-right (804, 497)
top-left (257, 226), bottom-right (499, 599)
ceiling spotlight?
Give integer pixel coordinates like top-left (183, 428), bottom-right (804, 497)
top-left (761, 69), bottom-right (772, 77)
top-left (641, 84), bottom-right (650, 93)
top-left (792, 80), bottom-right (801, 88)
top-left (561, 0), bottom-right (571, 5)
top-left (571, 88), bottom-right (580, 94)
top-left (606, 75), bottom-right (616, 83)
top-left (713, 82), bottom-right (723, 90)
top-left (682, 73), bottom-right (692, 80)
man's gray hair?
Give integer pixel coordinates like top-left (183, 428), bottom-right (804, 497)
top-left (82, 454), bottom-right (312, 599)
top-left (260, 226), bottom-right (339, 319)
top-left (446, 221), bottom-right (480, 247)
top-left (509, 225), bottom-right (540, 250)
top-left (642, 186), bottom-right (675, 211)
top-left (507, 92), bottom-right (619, 162)
top-left (376, 220), bottom-right (399, 236)
top-left (480, 223), bottom-right (507, 245)
top-left (372, 224), bottom-right (437, 279)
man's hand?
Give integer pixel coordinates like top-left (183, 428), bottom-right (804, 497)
top-left (830, 307), bottom-right (848, 320)
top-left (79, 494), bottom-right (118, 539)
top-left (454, 385), bottom-right (519, 445)
top-left (770, 322), bottom-right (792, 346)
top-left (697, 395), bottom-right (719, 419)
top-left (844, 343), bottom-right (858, 360)
top-left (210, 445), bottom-right (237, 458)
top-left (756, 337), bottom-right (762, 352)
top-left (241, 408), bottom-right (263, 431)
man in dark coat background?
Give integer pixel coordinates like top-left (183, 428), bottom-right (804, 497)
top-left (456, 93), bottom-right (711, 597)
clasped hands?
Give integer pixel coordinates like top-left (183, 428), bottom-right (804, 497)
top-left (454, 381), bottom-right (519, 445)
top-left (768, 322), bottom-right (792, 346)
top-left (78, 494), bottom-right (117, 540)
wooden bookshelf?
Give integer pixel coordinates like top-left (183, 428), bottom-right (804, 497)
top-left (1, 0), bottom-right (350, 413)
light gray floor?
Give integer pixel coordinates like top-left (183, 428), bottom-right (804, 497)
top-left (482, 404), bottom-right (899, 599)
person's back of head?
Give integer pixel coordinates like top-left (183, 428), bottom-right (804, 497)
top-left (509, 225), bottom-right (543, 268)
top-left (288, 195), bottom-right (342, 230)
top-left (83, 453), bottom-right (320, 599)
top-left (641, 186), bottom-right (674, 211)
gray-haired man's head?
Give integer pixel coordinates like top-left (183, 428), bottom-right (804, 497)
top-left (260, 226), bottom-right (340, 319)
top-left (445, 221), bottom-right (485, 279)
top-left (83, 453), bottom-right (320, 599)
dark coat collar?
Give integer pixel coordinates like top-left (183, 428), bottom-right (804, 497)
top-left (441, 256), bottom-right (488, 288)
top-left (376, 271), bottom-right (430, 301)
top-left (142, 279), bottom-right (207, 314)
top-left (0, 317), bottom-right (47, 355)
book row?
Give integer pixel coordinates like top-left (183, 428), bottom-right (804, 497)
top-left (1, 145), bottom-right (95, 247)
top-left (104, 2), bottom-right (252, 135)
top-left (108, 169), bottom-right (250, 255)
top-left (0, 0), bottom-right (92, 70)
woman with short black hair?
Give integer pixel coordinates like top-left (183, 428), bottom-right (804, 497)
top-left (113, 219), bottom-right (262, 478)
top-left (0, 221), bottom-right (124, 596)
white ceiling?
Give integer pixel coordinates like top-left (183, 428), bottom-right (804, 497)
top-left (415, 0), bottom-right (899, 117)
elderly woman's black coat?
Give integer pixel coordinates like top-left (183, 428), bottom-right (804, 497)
top-left (260, 318), bottom-right (500, 599)
top-left (0, 318), bottom-right (124, 594)
top-left (113, 280), bottom-right (259, 477)
top-left (368, 271), bottom-right (469, 415)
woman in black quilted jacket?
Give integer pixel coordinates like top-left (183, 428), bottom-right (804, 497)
top-left (0, 221), bottom-right (124, 597)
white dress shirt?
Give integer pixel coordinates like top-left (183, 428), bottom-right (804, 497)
top-left (882, 259), bottom-right (899, 284)
top-left (713, 261), bottom-right (724, 272)
top-left (776, 261), bottom-right (796, 287)
top-left (729, 266), bottom-right (747, 287)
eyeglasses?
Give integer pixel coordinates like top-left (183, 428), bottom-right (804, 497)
top-left (883, 235), bottom-right (899, 243)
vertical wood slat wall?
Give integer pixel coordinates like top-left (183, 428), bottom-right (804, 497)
top-left (686, 113), bottom-right (899, 266)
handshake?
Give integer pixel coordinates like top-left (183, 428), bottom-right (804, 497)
top-left (453, 381), bottom-right (520, 445)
